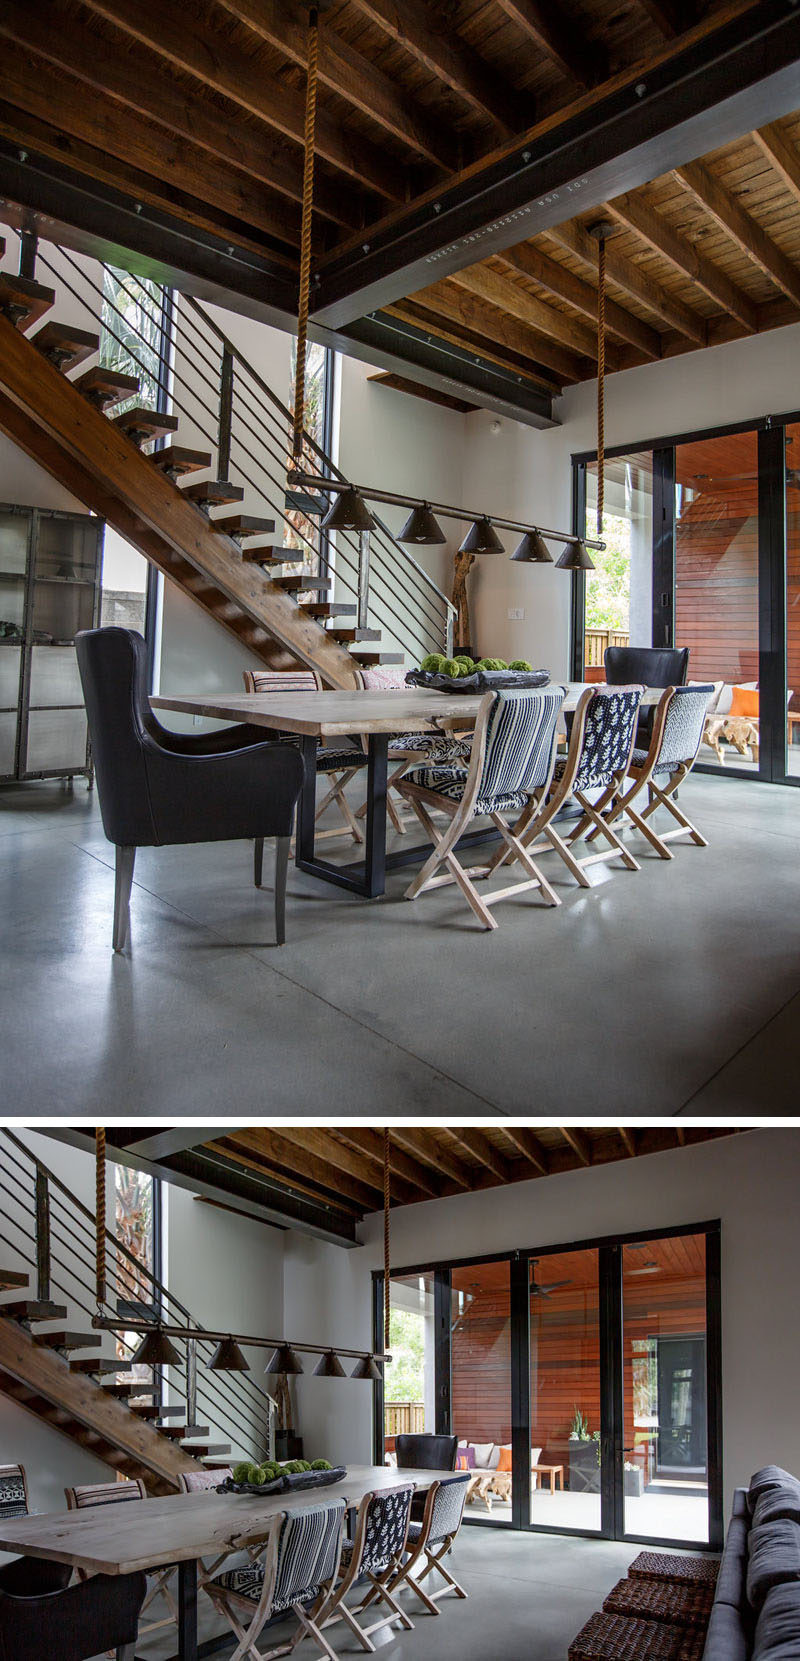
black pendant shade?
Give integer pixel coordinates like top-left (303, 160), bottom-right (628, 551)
top-left (511, 529), bottom-right (553, 564)
top-left (208, 1336), bottom-right (250, 1373)
top-left (321, 487), bottom-right (376, 533)
top-left (265, 1343), bottom-right (304, 1376)
top-left (459, 517), bottom-right (504, 555)
top-left (555, 537), bottom-right (595, 572)
top-left (132, 1327), bottom-right (182, 1368)
top-left (313, 1349), bottom-right (347, 1378)
top-left (351, 1354), bottom-right (383, 1381)
top-left (398, 503), bottom-right (447, 545)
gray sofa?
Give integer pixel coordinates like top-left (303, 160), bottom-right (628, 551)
top-left (704, 1465), bottom-right (800, 1660)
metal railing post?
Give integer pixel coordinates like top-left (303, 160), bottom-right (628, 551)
top-left (445, 604), bottom-right (455, 659)
top-left (358, 530), bottom-right (371, 631)
top-left (18, 229), bottom-right (38, 281)
top-left (186, 1336), bottom-right (197, 1426)
top-left (217, 347), bottom-right (234, 481)
top-left (35, 1168), bottom-right (51, 1302)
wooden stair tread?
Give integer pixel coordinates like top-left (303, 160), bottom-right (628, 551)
top-left (76, 366), bottom-right (140, 406)
top-left (162, 1424), bottom-right (210, 1439)
top-left (212, 513), bottom-right (276, 536)
top-left (240, 545), bottom-right (297, 564)
top-left (34, 1331), bottom-right (101, 1352)
top-left (113, 408), bottom-right (180, 442)
top-left (130, 1403), bottom-right (160, 1418)
top-left (69, 1358), bottom-right (122, 1375)
top-left (181, 479), bottom-right (245, 506)
top-left (305, 603), bottom-right (356, 619)
top-left (102, 1383), bottom-right (158, 1399)
top-left (0, 274), bottom-right (56, 332)
top-left (33, 322), bottom-right (99, 369)
top-left (0, 1270), bottom-right (29, 1290)
top-left (151, 445), bottom-right (212, 475)
top-left (1, 1299), bottom-right (68, 1323)
top-left (115, 1299), bottom-right (158, 1320)
top-left (157, 1404), bottom-right (190, 1416)
top-left (328, 628), bottom-right (381, 642)
top-left (285, 489), bottom-right (325, 517)
top-left (182, 1443), bottom-right (230, 1456)
top-left (273, 575), bottom-right (332, 592)
top-left (352, 651), bottom-right (404, 664)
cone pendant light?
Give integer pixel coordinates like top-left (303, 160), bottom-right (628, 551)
top-left (398, 503), bottom-right (446, 545)
top-left (321, 487), bottom-right (376, 533)
top-left (208, 1336), bottom-right (250, 1373)
top-left (459, 517), bottom-right (504, 555)
top-left (132, 1327), bottom-right (182, 1368)
top-left (555, 538), bottom-right (595, 572)
top-left (265, 1343), bottom-right (304, 1376)
top-left (511, 529), bottom-right (553, 564)
top-left (313, 1350), bottom-right (347, 1378)
top-left (351, 1355), bottom-right (383, 1381)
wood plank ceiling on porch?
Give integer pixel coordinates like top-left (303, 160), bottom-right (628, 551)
top-left (0, 2), bottom-right (798, 419)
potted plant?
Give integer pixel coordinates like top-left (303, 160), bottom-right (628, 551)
top-left (624, 1461), bottom-right (644, 1497)
top-left (567, 1408), bottom-right (601, 1493)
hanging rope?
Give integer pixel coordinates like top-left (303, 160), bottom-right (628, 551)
top-left (95, 1127), bottom-right (106, 1310)
top-left (291, 5), bottom-right (319, 460)
top-left (596, 229), bottom-right (607, 537)
top-left (383, 1129), bottom-right (391, 1355)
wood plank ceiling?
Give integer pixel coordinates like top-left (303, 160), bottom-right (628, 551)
top-left (0, 1), bottom-right (799, 408)
top-left (205, 1125), bottom-right (742, 1224)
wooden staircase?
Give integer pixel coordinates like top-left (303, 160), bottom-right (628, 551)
top-left (0, 1268), bottom-right (230, 1496)
top-left (0, 256), bottom-right (404, 682)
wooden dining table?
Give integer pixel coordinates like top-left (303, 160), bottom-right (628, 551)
top-left (151, 683), bottom-right (663, 900)
top-left (0, 1464), bottom-right (452, 1661)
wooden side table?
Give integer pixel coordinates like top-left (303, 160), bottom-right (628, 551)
top-left (532, 1463), bottom-right (564, 1493)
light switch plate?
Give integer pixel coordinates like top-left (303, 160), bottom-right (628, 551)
top-left (507, 607), bottom-right (524, 621)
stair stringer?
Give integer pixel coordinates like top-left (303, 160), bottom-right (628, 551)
top-left (0, 313), bottom-right (359, 688)
top-left (0, 1313), bottom-right (204, 1495)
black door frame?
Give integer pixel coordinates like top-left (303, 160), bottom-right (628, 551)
top-left (572, 407), bottom-right (800, 788)
top-left (374, 1219), bottom-right (722, 1552)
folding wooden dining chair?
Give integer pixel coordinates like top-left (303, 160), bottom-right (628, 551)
top-left (586, 683), bottom-right (715, 859)
top-left (486, 685), bottom-right (645, 890)
top-left (243, 669), bottom-right (368, 851)
top-left (322, 1483), bottom-right (415, 1652)
top-left (384, 1474), bottom-right (470, 1617)
top-left (65, 1479), bottom-right (179, 1633)
top-left (396, 686), bottom-right (566, 930)
top-left (352, 667), bottom-right (472, 835)
top-left (204, 1498), bottom-right (346, 1661)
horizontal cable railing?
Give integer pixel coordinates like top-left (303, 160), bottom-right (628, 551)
top-left (0, 1129), bottom-right (274, 1465)
top-left (29, 244), bottom-right (455, 665)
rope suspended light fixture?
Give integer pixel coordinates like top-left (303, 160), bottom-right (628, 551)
top-left (557, 220), bottom-right (614, 574)
top-left (95, 1127), bottom-right (106, 1312)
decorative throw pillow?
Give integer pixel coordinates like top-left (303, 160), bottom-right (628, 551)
top-left (531, 1447), bottom-right (543, 1468)
top-left (487, 1445), bottom-right (502, 1470)
top-left (729, 685), bottom-right (760, 718)
top-left (754, 1581), bottom-right (800, 1658)
top-left (749, 1469), bottom-right (800, 1511)
top-left (456, 1447), bottom-right (476, 1470)
top-left (754, 1490), bottom-right (800, 1530)
top-left (746, 1519), bottom-right (800, 1610)
top-left (472, 1443), bottom-right (494, 1469)
top-left (497, 1446), bottom-right (512, 1472)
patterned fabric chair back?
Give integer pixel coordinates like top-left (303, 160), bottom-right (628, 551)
top-left (0, 1466), bottom-right (27, 1521)
top-left (357, 667), bottom-right (407, 692)
top-left (244, 670), bottom-right (319, 695)
top-left (359, 1485), bottom-right (414, 1575)
top-left (476, 687), bottom-right (565, 803)
top-left (67, 1480), bottom-right (146, 1509)
top-left (655, 684), bottom-right (715, 771)
top-left (271, 1499), bottom-right (346, 1614)
top-left (573, 686), bottom-right (642, 790)
top-left (427, 1475), bottom-right (469, 1546)
top-left (179, 1469), bottom-right (232, 1493)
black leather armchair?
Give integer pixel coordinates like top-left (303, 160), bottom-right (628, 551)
top-left (395, 1433), bottom-right (459, 1523)
top-left (76, 628), bottom-right (305, 950)
top-left (605, 644), bottom-right (689, 745)
top-left (0, 1559), bottom-right (146, 1661)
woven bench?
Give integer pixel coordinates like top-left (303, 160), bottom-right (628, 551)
top-left (603, 1575), bottom-right (715, 1628)
top-left (628, 1551), bottom-right (720, 1588)
top-left (568, 1610), bottom-right (707, 1661)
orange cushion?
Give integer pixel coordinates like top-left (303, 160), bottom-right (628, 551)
top-left (729, 685), bottom-right (760, 718)
top-left (497, 1446), bottom-right (513, 1471)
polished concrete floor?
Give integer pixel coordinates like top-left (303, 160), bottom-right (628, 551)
top-left (103, 1527), bottom-right (653, 1661)
top-left (1, 771), bottom-right (798, 1115)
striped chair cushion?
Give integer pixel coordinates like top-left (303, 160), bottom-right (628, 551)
top-left (248, 672), bottom-right (319, 694)
top-left (476, 687), bottom-right (565, 803)
top-left (181, 1469), bottom-right (232, 1493)
top-left (70, 1480), bottom-right (144, 1508)
top-left (0, 1468), bottom-right (26, 1520)
top-left (213, 1501), bottom-right (346, 1614)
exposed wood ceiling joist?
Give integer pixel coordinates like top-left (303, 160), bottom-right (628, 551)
top-left (675, 158), bottom-right (800, 309)
top-left (495, 0), bottom-right (606, 88)
top-left (753, 122), bottom-right (800, 209)
top-left (604, 189), bottom-right (760, 331)
top-left (501, 241), bottom-right (663, 361)
top-left (547, 217), bottom-right (707, 345)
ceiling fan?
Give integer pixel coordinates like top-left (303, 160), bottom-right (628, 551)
top-left (530, 1260), bottom-right (572, 1298)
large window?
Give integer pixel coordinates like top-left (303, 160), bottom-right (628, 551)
top-left (284, 340), bottom-right (333, 561)
top-left (574, 408), bottom-right (800, 786)
top-left (377, 1223), bottom-right (721, 1551)
top-left (113, 1164), bottom-right (160, 1383)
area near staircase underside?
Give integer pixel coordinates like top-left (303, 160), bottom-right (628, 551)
top-left (0, 2), bottom-right (799, 423)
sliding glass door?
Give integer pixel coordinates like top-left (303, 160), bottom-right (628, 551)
top-left (451, 1260), bottom-right (511, 1526)
top-left (530, 1250), bottom-right (601, 1532)
top-left (574, 408), bottom-right (800, 786)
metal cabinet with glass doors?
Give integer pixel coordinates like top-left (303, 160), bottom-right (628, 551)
top-left (0, 504), bottom-right (104, 783)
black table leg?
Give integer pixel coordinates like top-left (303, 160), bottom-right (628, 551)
top-left (364, 733), bottom-right (388, 898)
top-left (296, 734), bottom-right (319, 865)
top-left (178, 1559), bottom-right (198, 1661)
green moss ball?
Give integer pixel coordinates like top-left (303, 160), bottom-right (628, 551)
top-left (476, 657), bottom-right (507, 671)
top-left (509, 659), bottom-right (533, 671)
top-left (311, 1458), bottom-right (333, 1471)
top-left (233, 1461), bottom-right (252, 1484)
top-left (419, 653), bottom-right (445, 673)
top-left (438, 658), bottom-right (463, 677)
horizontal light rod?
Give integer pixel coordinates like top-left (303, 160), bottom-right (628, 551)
top-left (91, 1316), bottom-right (383, 1361)
top-left (289, 469), bottom-right (605, 550)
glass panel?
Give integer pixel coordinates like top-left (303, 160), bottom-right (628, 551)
top-left (675, 431), bottom-right (760, 772)
top-left (384, 1272), bottom-right (435, 1454)
top-left (35, 517), bottom-right (98, 583)
top-left (0, 510), bottom-right (30, 576)
top-left (32, 581), bottom-right (96, 644)
top-left (114, 1165), bottom-right (158, 1385)
top-left (0, 710), bottom-right (18, 776)
top-left (451, 1260), bottom-right (511, 1524)
top-left (28, 646), bottom-right (84, 708)
top-left (584, 453), bottom-right (653, 680)
top-left (284, 340), bottom-right (328, 564)
top-left (100, 527), bottom-right (147, 634)
top-left (101, 267), bottom-right (164, 415)
top-left (0, 646), bottom-right (22, 709)
top-left (622, 1234), bottom-right (709, 1544)
top-left (531, 1250), bottom-right (601, 1531)
top-left (785, 424), bottom-right (800, 780)
top-left (24, 708), bottom-right (87, 773)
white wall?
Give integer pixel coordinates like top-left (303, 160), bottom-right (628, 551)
top-left (351, 1129), bottom-right (800, 1515)
top-left (281, 1232), bottom-right (372, 1466)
